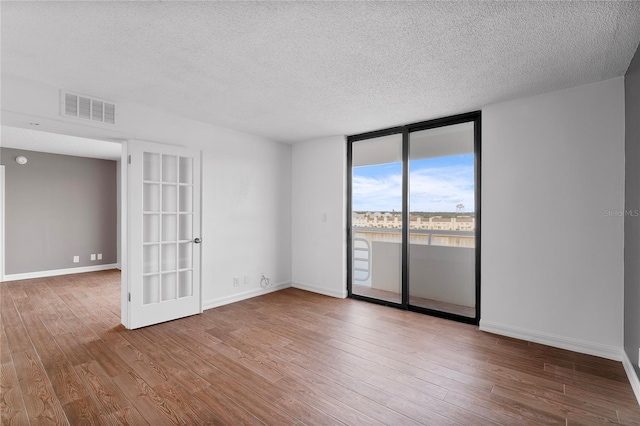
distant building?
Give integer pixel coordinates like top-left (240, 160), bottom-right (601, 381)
top-left (353, 212), bottom-right (475, 231)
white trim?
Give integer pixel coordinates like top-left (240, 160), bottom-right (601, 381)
top-left (622, 351), bottom-right (640, 406)
top-left (0, 166), bottom-right (4, 282)
top-left (2, 263), bottom-right (119, 282)
top-left (203, 281), bottom-right (291, 311)
top-left (292, 281), bottom-right (347, 299)
top-left (120, 141), bottom-right (129, 328)
top-left (479, 320), bottom-right (622, 361)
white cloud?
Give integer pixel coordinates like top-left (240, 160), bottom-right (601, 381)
top-left (352, 173), bottom-right (402, 211)
top-left (353, 164), bottom-right (475, 212)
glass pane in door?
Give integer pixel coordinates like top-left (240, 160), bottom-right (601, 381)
top-left (351, 134), bottom-right (403, 304)
top-left (143, 152), bottom-right (161, 305)
top-left (142, 150), bottom-right (196, 306)
top-left (177, 156), bottom-right (194, 298)
top-left (408, 122), bottom-right (476, 318)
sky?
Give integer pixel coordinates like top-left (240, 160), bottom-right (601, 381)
top-left (352, 153), bottom-right (475, 212)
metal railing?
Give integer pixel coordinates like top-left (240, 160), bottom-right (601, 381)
top-left (352, 237), bottom-right (371, 282)
top-left (353, 227), bottom-right (475, 246)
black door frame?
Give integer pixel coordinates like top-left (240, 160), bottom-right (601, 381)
top-left (346, 111), bottom-right (481, 325)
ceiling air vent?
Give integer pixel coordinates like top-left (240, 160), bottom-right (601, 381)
top-left (61, 91), bottom-right (116, 124)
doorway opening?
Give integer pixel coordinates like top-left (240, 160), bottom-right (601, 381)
top-left (0, 125), bottom-right (124, 314)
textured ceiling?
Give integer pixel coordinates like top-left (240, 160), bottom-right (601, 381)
top-left (2, 1), bottom-right (640, 144)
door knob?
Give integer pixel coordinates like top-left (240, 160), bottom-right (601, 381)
top-left (194, 238), bottom-right (202, 244)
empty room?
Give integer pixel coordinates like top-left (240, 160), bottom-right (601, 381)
top-left (1, 1), bottom-right (640, 425)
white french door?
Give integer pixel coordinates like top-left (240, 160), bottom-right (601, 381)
top-left (127, 140), bottom-right (201, 329)
top-left (348, 112), bottom-right (480, 324)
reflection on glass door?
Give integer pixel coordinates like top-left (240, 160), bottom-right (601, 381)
top-left (350, 133), bottom-right (403, 305)
top-left (409, 122), bottom-right (476, 318)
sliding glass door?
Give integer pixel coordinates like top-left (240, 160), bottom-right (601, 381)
top-left (348, 112), bottom-right (480, 324)
top-left (350, 134), bottom-right (403, 305)
top-left (408, 122), bottom-right (477, 319)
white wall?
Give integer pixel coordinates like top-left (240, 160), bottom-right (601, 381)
top-left (291, 136), bottom-right (347, 298)
top-left (1, 73), bottom-right (292, 309)
top-left (481, 77), bottom-right (625, 359)
top-left (202, 133), bottom-right (292, 307)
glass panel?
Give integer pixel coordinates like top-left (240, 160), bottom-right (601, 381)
top-left (162, 155), bottom-right (178, 183)
top-left (179, 214), bottom-right (192, 241)
top-left (143, 275), bottom-right (159, 305)
top-left (161, 243), bottom-right (177, 271)
top-left (351, 133), bottom-right (403, 304)
top-left (162, 185), bottom-right (177, 212)
top-left (143, 214), bottom-right (159, 243)
top-left (161, 273), bottom-right (177, 301)
top-left (178, 243), bottom-right (192, 270)
top-left (179, 186), bottom-right (192, 213)
top-left (179, 157), bottom-right (193, 184)
top-left (178, 270), bottom-right (192, 298)
top-left (162, 214), bottom-right (177, 242)
top-left (408, 122), bottom-right (476, 318)
top-left (143, 184), bottom-right (160, 212)
top-left (143, 152), bottom-right (160, 181)
top-left (143, 244), bottom-right (159, 273)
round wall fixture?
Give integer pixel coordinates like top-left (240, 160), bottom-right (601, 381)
top-left (15, 156), bottom-right (28, 165)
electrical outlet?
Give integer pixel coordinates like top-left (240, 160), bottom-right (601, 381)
top-left (97, 253), bottom-right (102, 260)
top-left (244, 275), bottom-right (249, 285)
top-left (73, 256), bottom-right (79, 263)
top-left (90, 254), bottom-right (96, 261)
top-left (233, 277), bottom-right (240, 287)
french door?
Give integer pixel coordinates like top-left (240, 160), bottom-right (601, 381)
top-left (348, 112), bottom-right (480, 324)
top-left (127, 140), bottom-right (202, 329)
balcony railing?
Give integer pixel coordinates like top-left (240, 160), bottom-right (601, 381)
top-left (352, 237), bottom-right (371, 283)
top-left (353, 227), bottom-right (475, 248)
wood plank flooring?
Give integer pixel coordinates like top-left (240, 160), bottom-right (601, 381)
top-left (1, 270), bottom-right (639, 425)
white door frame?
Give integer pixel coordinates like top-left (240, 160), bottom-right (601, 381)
top-left (0, 165), bottom-right (5, 282)
top-left (120, 142), bottom-right (130, 327)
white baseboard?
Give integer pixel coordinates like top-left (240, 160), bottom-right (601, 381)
top-left (622, 351), bottom-right (640, 406)
top-left (2, 264), bottom-right (119, 282)
top-left (292, 281), bottom-right (347, 299)
top-left (479, 320), bottom-right (622, 361)
top-left (202, 281), bottom-right (291, 311)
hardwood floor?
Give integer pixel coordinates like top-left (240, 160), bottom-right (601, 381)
top-left (1, 270), bottom-right (639, 425)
